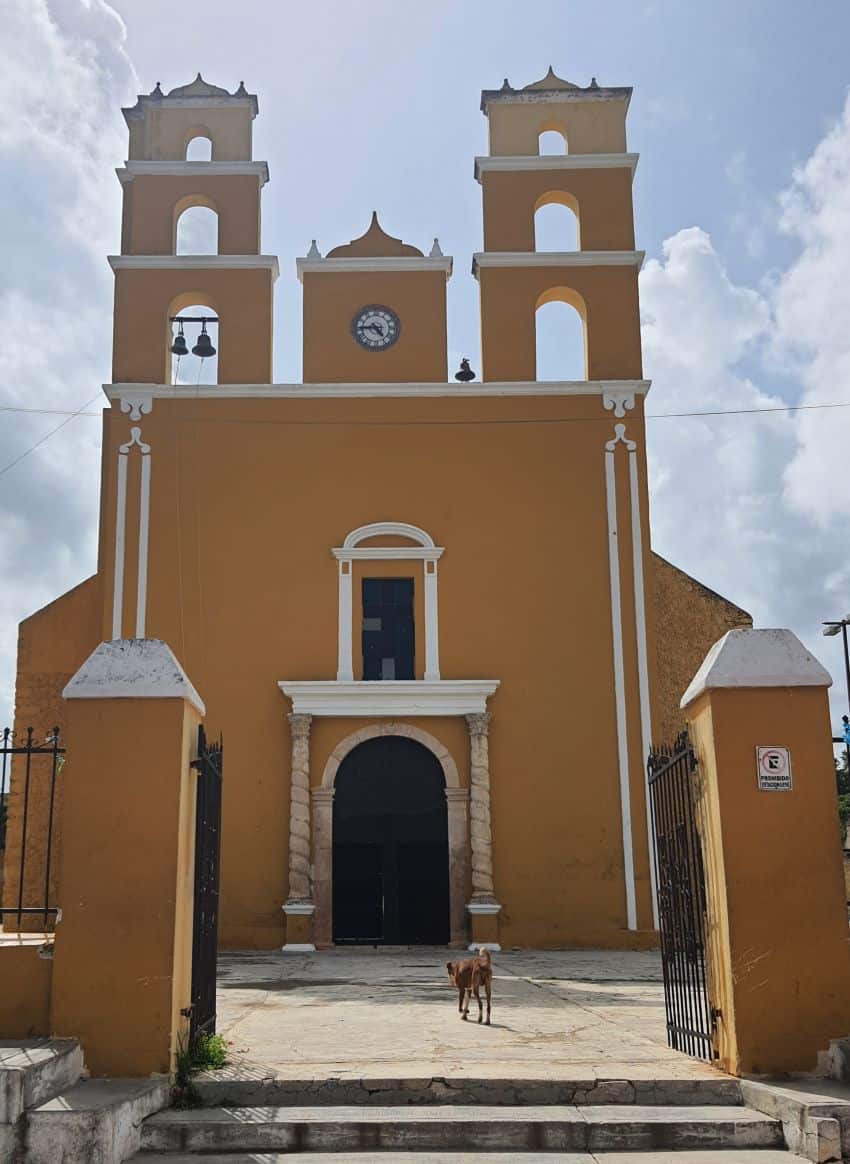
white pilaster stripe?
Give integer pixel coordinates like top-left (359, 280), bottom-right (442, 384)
top-left (605, 424), bottom-right (637, 931)
top-left (628, 445), bottom-right (658, 929)
top-left (135, 448), bottom-right (152, 638)
top-left (337, 561), bottom-right (353, 681)
top-left (112, 451), bottom-right (129, 640)
top-left (423, 561), bottom-right (440, 680)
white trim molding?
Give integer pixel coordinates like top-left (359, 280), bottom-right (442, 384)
top-left (602, 389), bottom-right (636, 418)
top-left (473, 250), bottom-right (644, 275)
top-left (112, 426), bottom-right (151, 640)
top-left (296, 255), bottom-right (453, 281)
top-left (474, 152), bottom-right (639, 181)
top-left (108, 254), bottom-right (280, 278)
top-left (120, 392), bottom-right (153, 422)
top-left (105, 379), bottom-right (651, 403)
top-left (333, 522), bottom-right (444, 681)
top-left (681, 628), bottom-right (832, 709)
top-left (278, 680), bottom-right (500, 717)
top-left (116, 160), bottom-right (269, 185)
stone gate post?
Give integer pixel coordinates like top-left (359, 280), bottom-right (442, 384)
top-left (50, 639), bottom-right (203, 1076)
top-left (681, 628), bottom-right (850, 1075)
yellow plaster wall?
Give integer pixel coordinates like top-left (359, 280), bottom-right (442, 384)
top-left (97, 391), bottom-right (656, 949)
top-left (301, 271), bottom-right (448, 383)
top-left (121, 174), bottom-right (261, 255)
top-left (127, 106), bottom-right (253, 162)
top-left (486, 98), bottom-right (629, 156)
top-left (111, 268), bottom-right (274, 383)
top-left (0, 945), bottom-right (52, 1037)
top-left (478, 265), bottom-right (643, 381)
top-left (481, 167), bottom-right (635, 252)
top-left (689, 687), bottom-right (850, 1074)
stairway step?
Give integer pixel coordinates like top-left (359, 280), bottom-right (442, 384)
top-left (130, 1152), bottom-right (805, 1162)
top-left (0, 1038), bottom-right (83, 1122)
top-left (26, 1076), bottom-right (170, 1164)
top-left (191, 1070), bottom-right (743, 1109)
top-left (139, 1103), bottom-right (784, 1155)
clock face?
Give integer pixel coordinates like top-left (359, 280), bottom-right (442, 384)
top-left (351, 305), bottom-right (400, 351)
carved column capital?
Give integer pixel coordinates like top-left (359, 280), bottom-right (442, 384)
top-left (465, 711), bottom-right (490, 738)
top-left (288, 712), bottom-right (312, 739)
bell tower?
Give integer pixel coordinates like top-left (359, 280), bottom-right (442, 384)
top-left (474, 68), bottom-right (642, 383)
top-left (112, 75), bottom-right (277, 385)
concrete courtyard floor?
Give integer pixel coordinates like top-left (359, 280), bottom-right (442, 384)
top-left (215, 947), bottom-right (723, 1083)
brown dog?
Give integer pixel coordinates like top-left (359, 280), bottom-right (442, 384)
top-left (446, 947), bottom-right (492, 1024)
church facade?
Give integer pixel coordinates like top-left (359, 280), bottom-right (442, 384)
top-left (8, 71), bottom-right (749, 952)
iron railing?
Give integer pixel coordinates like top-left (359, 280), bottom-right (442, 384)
top-left (189, 725), bottom-right (223, 1041)
top-left (647, 731), bottom-right (715, 1060)
top-left (0, 726), bottom-right (64, 929)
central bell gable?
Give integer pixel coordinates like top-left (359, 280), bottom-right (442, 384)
top-left (297, 213), bottom-right (452, 384)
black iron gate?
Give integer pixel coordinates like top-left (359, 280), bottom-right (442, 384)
top-left (647, 730), bottom-right (715, 1060)
top-left (189, 725), bottom-right (223, 1042)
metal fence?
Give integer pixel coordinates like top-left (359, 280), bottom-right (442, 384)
top-left (647, 731), bottom-right (715, 1060)
top-left (0, 726), bottom-right (64, 929)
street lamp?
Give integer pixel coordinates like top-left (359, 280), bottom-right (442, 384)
top-left (822, 615), bottom-right (850, 777)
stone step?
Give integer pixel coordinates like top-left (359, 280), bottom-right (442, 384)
top-left (139, 1103), bottom-right (785, 1155)
top-left (25, 1076), bottom-right (170, 1164)
top-left (130, 1154), bottom-right (806, 1164)
top-left (0, 1037), bottom-right (83, 1123)
top-left (191, 1070), bottom-right (744, 1109)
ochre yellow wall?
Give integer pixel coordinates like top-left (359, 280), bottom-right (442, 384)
top-left (51, 695), bottom-right (198, 1076)
top-left (478, 265), bottom-right (642, 381)
top-left (97, 391), bottom-right (656, 949)
top-left (689, 687), bottom-right (850, 1074)
top-left (486, 97), bottom-right (629, 156)
top-left (0, 945), bottom-right (52, 1037)
top-left (112, 268), bottom-right (273, 383)
top-left (481, 167), bottom-right (635, 252)
top-left (127, 106), bottom-right (253, 162)
top-left (302, 271), bottom-right (448, 383)
top-left (121, 174), bottom-right (261, 255)
top-left (3, 576), bottom-right (102, 926)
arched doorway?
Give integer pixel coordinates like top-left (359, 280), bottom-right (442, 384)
top-left (332, 736), bottom-right (450, 945)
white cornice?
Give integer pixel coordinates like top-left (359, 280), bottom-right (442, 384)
top-left (332, 546), bottom-right (444, 562)
top-left (108, 254), bottom-right (279, 278)
top-left (278, 680), bottom-right (500, 717)
top-left (481, 87), bottom-right (632, 112)
top-left (116, 160), bottom-right (269, 186)
top-left (296, 256), bottom-right (453, 282)
top-left (473, 250), bottom-right (644, 275)
top-left (106, 379), bottom-right (650, 403)
top-left (474, 152), bottom-right (638, 181)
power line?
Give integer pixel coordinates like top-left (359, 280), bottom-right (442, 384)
top-left (0, 394), bottom-right (847, 482)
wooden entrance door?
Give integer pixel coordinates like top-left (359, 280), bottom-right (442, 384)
top-left (332, 736), bottom-right (449, 945)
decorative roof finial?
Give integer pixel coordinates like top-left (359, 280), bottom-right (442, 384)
top-left (306, 239), bottom-right (321, 258)
top-left (500, 77), bottom-right (511, 91)
top-left (589, 76), bottom-right (599, 89)
top-left (150, 81), bottom-right (163, 97)
top-left (429, 238), bottom-right (444, 257)
top-left (235, 80), bottom-right (248, 96)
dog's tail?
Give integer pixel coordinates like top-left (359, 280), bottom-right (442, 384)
top-left (478, 946), bottom-right (492, 966)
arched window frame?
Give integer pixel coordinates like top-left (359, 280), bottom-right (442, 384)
top-left (173, 195), bottom-right (219, 255)
top-left (535, 287), bottom-right (589, 382)
top-left (333, 522), bottom-right (443, 681)
top-left (538, 123), bottom-right (568, 155)
top-left (533, 191), bottom-right (581, 252)
top-left (184, 129), bottom-right (213, 161)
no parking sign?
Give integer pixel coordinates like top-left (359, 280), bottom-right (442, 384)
top-left (756, 746), bottom-right (793, 791)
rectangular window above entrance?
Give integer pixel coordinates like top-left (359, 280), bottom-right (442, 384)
top-left (362, 578), bottom-right (414, 680)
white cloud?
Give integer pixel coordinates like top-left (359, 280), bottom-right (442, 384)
top-left (0, 0), bottom-right (136, 721)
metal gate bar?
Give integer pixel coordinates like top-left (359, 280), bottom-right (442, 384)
top-left (648, 731), bottom-right (714, 1060)
top-left (190, 725), bottom-right (223, 1042)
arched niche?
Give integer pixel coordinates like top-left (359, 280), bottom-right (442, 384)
top-left (535, 288), bottom-right (587, 381)
top-left (174, 198), bottom-right (219, 255)
top-left (534, 193), bottom-right (580, 252)
top-left (168, 293), bottom-right (220, 385)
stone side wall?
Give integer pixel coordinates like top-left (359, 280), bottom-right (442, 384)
top-left (651, 553), bottom-right (752, 745)
top-left (2, 576), bottom-right (101, 930)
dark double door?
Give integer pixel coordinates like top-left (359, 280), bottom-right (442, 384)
top-left (332, 736), bottom-right (449, 945)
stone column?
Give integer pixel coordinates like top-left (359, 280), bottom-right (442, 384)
top-left (311, 787), bottom-right (335, 948)
top-left (466, 711), bottom-right (501, 950)
top-left (282, 712), bottom-right (315, 951)
top-left (445, 787), bottom-right (470, 947)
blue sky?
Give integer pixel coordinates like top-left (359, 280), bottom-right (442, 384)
top-left (2, 0), bottom-right (850, 734)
